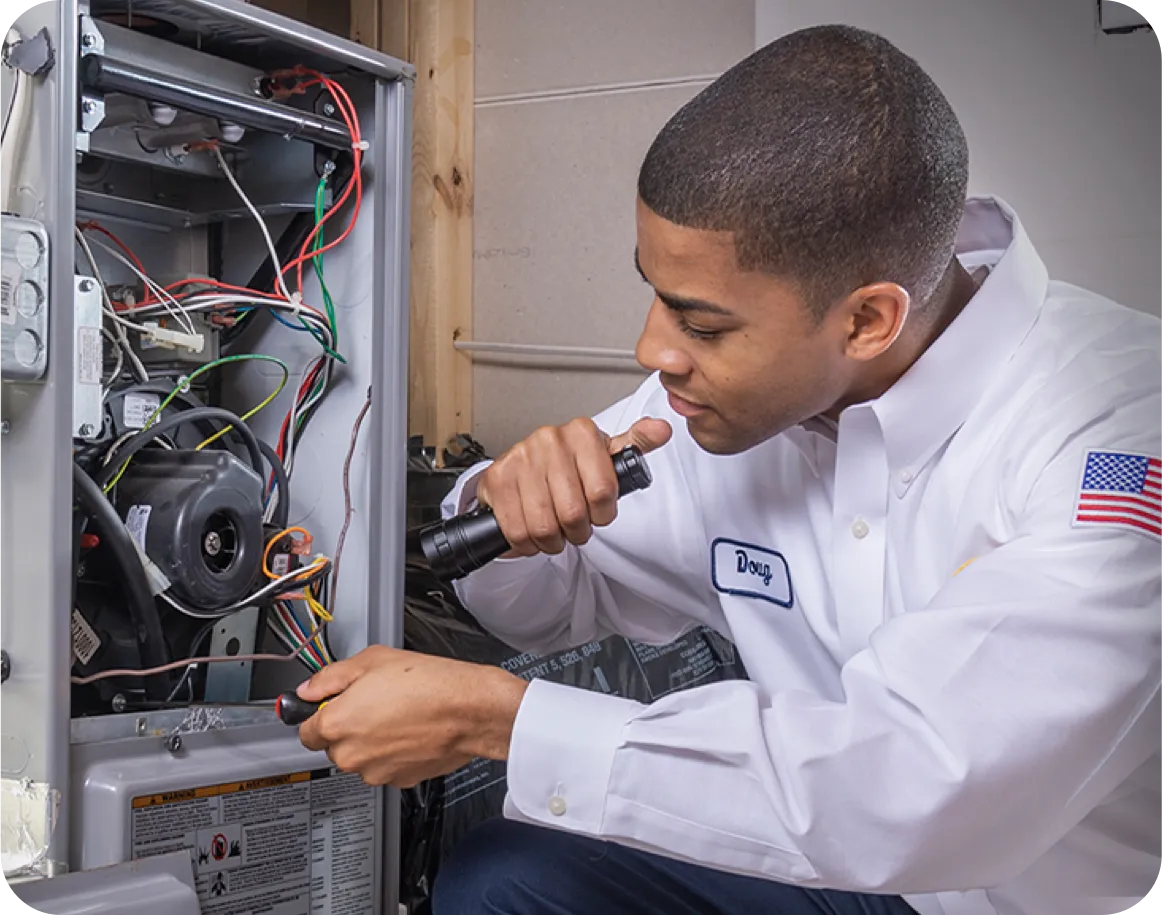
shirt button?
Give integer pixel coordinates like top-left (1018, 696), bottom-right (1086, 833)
top-left (899, 469), bottom-right (913, 484)
top-left (548, 795), bottom-right (568, 816)
top-left (851, 518), bottom-right (870, 539)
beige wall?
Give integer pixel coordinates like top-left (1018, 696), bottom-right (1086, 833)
top-left (757, 0), bottom-right (1161, 317)
top-left (472, 1), bottom-right (755, 455)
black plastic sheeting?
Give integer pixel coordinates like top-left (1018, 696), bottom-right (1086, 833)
top-left (399, 554), bottom-right (748, 913)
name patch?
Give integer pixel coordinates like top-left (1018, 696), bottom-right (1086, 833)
top-left (711, 538), bottom-right (793, 607)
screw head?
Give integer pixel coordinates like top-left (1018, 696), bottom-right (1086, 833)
top-left (79, 278), bottom-right (95, 293)
top-left (111, 694), bottom-right (127, 713)
top-left (322, 102), bottom-right (336, 116)
top-left (81, 33), bottom-right (95, 48)
top-left (203, 531), bottom-right (222, 556)
top-left (82, 100), bottom-right (96, 114)
top-left (79, 423), bottom-right (95, 437)
top-left (165, 733), bottom-right (182, 754)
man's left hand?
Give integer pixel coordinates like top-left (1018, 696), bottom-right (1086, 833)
top-left (296, 645), bottom-right (528, 787)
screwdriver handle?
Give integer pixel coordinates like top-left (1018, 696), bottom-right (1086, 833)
top-left (275, 691), bottom-right (327, 726)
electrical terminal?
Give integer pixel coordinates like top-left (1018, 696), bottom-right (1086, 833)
top-left (141, 321), bottom-right (205, 354)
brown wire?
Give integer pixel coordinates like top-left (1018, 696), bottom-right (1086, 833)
top-left (330, 386), bottom-right (372, 608)
top-left (69, 622), bottom-right (327, 685)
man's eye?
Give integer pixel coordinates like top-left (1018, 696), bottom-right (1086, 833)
top-left (678, 319), bottom-right (722, 342)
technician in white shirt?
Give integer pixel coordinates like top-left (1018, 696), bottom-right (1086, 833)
top-left (298, 24), bottom-right (1161, 915)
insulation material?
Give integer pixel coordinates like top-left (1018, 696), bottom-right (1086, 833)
top-left (1, 777), bottom-right (60, 878)
top-left (399, 556), bottom-right (748, 913)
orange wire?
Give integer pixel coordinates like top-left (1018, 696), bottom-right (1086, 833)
top-left (262, 526), bottom-right (313, 579)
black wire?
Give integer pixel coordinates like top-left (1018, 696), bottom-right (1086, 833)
top-left (257, 438), bottom-right (291, 530)
top-left (73, 464), bottom-right (171, 701)
top-left (94, 406), bottom-right (264, 490)
top-left (166, 619), bottom-right (217, 702)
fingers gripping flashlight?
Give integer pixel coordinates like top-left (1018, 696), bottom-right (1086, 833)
top-left (417, 446), bottom-right (652, 581)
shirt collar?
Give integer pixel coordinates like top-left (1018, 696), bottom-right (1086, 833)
top-left (864, 196), bottom-right (1049, 480)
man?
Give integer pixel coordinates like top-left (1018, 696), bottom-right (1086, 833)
top-left (298, 24), bottom-right (1161, 915)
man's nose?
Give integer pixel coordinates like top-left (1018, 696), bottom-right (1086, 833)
top-left (635, 299), bottom-right (692, 376)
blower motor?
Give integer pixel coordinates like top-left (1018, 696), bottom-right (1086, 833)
top-left (112, 449), bottom-right (266, 611)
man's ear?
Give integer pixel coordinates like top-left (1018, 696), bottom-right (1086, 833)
top-left (837, 282), bottom-right (911, 362)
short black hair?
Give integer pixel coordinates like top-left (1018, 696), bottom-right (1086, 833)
top-left (637, 25), bottom-right (969, 316)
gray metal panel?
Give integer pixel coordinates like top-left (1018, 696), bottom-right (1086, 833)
top-left (11, 851), bottom-right (200, 915)
top-left (0, 0), bottom-right (79, 877)
top-left (70, 718), bottom-right (324, 869)
top-left (89, 0), bottom-right (415, 82)
top-left (368, 73), bottom-right (413, 915)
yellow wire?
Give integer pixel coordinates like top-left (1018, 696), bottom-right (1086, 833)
top-left (305, 593), bottom-right (333, 623)
top-left (102, 353), bottom-right (289, 493)
top-left (196, 371), bottom-right (288, 449)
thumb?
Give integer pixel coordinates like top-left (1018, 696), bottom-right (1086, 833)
top-left (297, 658), bottom-right (361, 701)
top-left (609, 417), bottom-right (672, 456)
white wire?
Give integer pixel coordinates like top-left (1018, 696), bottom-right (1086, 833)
top-left (74, 227), bottom-right (150, 383)
top-left (99, 326), bottom-right (124, 390)
top-left (159, 560), bottom-right (331, 619)
top-left (85, 236), bottom-right (198, 336)
top-left (213, 147), bottom-right (292, 302)
top-left (117, 294), bottom-right (337, 351)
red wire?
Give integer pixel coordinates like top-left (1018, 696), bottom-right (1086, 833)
top-left (78, 221), bottom-right (147, 274)
top-left (280, 75), bottom-right (364, 292)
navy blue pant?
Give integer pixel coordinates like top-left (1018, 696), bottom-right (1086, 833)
top-left (433, 818), bottom-right (918, 915)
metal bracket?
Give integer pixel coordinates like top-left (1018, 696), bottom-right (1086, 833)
top-left (78, 15), bottom-right (104, 58)
top-left (202, 607), bottom-right (259, 704)
top-left (79, 92), bottom-right (105, 133)
top-left (73, 276), bottom-right (104, 440)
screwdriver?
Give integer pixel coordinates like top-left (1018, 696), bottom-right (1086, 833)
top-left (274, 690), bottom-right (326, 725)
top-left (123, 690), bottom-right (327, 725)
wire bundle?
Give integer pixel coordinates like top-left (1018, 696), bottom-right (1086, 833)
top-left (70, 68), bottom-right (369, 696)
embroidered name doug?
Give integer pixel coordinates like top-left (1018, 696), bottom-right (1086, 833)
top-left (736, 549), bottom-right (773, 586)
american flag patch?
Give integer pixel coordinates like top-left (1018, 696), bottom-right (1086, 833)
top-left (1073, 450), bottom-right (1161, 539)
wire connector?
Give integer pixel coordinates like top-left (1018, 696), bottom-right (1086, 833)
top-left (141, 321), bottom-right (205, 354)
top-left (288, 291), bottom-right (303, 318)
top-left (131, 541), bottom-right (172, 597)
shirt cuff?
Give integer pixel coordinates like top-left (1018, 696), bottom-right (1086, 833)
top-left (440, 461), bottom-right (492, 518)
top-left (504, 678), bottom-right (643, 836)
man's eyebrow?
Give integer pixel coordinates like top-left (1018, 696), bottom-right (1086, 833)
top-left (633, 247), bottom-right (736, 317)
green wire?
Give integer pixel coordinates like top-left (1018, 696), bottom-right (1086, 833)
top-left (287, 175), bottom-right (345, 364)
top-left (313, 176), bottom-right (339, 339)
top-left (103, 353), bottom-right (290, 493)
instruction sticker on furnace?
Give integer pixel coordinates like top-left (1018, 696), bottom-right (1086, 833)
top-left (131, 767), bottom-right (378, 915)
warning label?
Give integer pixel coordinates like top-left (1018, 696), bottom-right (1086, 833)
top-left (131, 767), bottom-right (377, 915)
top-left (629, 637), bottom-right (726, 700)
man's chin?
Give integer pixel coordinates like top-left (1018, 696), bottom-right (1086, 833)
top-left (686, 416), bottom-right (777, 456)
top-left (686, 418), bottom-right (745, 456)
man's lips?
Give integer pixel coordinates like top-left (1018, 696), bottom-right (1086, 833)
top-left (666, 390), bottom-right (709, 418)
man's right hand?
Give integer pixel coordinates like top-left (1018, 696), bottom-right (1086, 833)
top-left (476, 417), bottom-right (673, 557)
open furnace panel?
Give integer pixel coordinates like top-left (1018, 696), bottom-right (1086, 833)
top-left (1, 2), bottom-right (411, 912)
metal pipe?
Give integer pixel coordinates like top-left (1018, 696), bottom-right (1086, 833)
top-left (79, 55), bottom-right (352, 151)
top-left (454, 340), bottom-right (640, 361)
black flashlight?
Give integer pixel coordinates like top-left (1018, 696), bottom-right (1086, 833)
top-left (418, 445), bottom-right (652, 581)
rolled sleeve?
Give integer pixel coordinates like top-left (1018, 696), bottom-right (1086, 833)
top-left (504, 679), bottom-right (642, 834)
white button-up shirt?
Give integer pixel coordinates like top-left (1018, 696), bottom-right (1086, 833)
top-left (444, 197), bottom-right (1161, 915)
